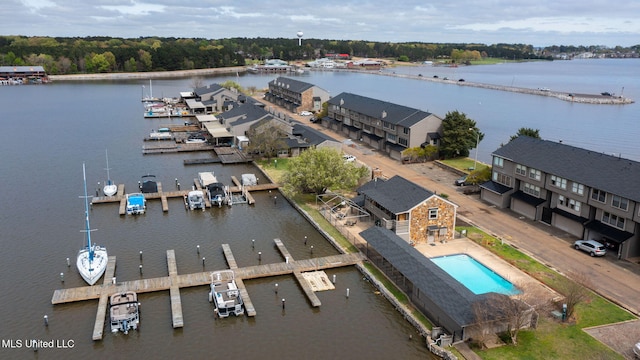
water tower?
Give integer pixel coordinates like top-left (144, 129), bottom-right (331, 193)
top-left (296, 31), bottom-right (303, 46)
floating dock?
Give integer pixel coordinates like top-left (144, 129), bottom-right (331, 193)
top-left (51, 241), bottom-right (365, 340)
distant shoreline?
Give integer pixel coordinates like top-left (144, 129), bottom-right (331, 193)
top-left (48, 67), bottom-right (247, 81)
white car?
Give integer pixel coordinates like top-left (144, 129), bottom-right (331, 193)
top-left (573, 239), bottom-right (606, 257)
top-left (299, 111), bottom-right (313, 116)
top-left (634, 342), bottom-right (640, 358)
top-left (343, 154), bottom-right (356, 163)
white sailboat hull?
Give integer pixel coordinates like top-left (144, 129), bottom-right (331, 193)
top-left (103, 182), bottom-right (117, 197)
top-left (77, 246), bottom-right (108, 286)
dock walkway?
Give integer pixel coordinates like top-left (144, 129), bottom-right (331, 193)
top-left (52, 241), bottom-right (365, 340)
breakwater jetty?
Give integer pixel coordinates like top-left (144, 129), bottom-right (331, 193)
top-left (374, 70), bottom-right (634, 105)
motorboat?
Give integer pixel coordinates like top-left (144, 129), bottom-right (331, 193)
top-left (103, 149), bottom-right (117, 197)
top-left (185, 134), bottom-right (206, 144)
top-left (77, 163), bottom-right (108, 286)
top-left (241, 174), bottom-right (257, 186)
top-left (109, 291), bottom-right (140, 334)
top-left (208, 270), bottom-right (244, 318)
top-left (126, 193), bottom-right (146, 215)
top-left (186, 190), bottom-right (205, 211)
top-left (206, 182), bottom-right (228, 207)
top-left (140, 174), bottom-right (158, 193)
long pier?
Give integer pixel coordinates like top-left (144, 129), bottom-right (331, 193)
top-left (51, 241), bottom-right (365, 340)
top-left (91, 180), bottom-right (279, 212)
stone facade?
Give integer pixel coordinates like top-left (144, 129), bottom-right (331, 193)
top-left (409, 197), bottom-right (456, 244)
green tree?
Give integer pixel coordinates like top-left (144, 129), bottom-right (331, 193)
top-left (283, 147), bottom-right (366, 195)
top-left (510, 127), bottom-right (541, 142)
top-left (439, 111), bottom-right (483, 159)
top-left (245, 122), bottom-right (288, 160)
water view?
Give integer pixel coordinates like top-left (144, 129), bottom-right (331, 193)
top-left (0, 59), bottom-right (637, 359)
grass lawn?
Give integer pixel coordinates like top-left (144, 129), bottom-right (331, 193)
top-left (441, 157), bottom-right (489, 173)
top-left (460, 226), bottom-right (634, 359)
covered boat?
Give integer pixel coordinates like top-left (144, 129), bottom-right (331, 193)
top-left (186, 190), bottom-right (205, 211)
top-left (126, 193), bottom-right (146, 215)
top-left (140, 174), bottom-right (158, 193)
top-left (208, 270), bottom-right (244, 318)
top-left (206, 183), bottom-right (228, 207)
top-left (110, 291), bottom-right (140, 334)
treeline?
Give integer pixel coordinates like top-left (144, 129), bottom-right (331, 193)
top-left (0, 35), bottom-right (634, 75)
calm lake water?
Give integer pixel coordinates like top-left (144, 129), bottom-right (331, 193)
top-left (0, 59), bottom-right (637, 359)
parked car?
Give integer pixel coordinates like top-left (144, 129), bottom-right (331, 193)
top-left (633, 341), bottom-right (640, 358)
top-left (455, 175), bottom-right (469, 186)
top-left (343, 154), bottom-right (356, 163)
top-left (573, 240), bottom-right (606, 257)
top-left (309, 116), bottom-right (318, 123)
top-left (299, 111), bottom-right (313, 116)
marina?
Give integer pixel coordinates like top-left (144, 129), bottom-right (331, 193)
top-left (51, 241), bottom-right (366, 340)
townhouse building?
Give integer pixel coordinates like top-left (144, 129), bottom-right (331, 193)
top-left (480, 136), bottom-right (639, 259)
top-left (323, 92), bottom-right (443, 160)
top-left (264, 77), bottom-right (330, 114)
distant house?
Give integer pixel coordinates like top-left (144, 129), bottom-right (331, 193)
top-left (0, 66), bottom-right (48, 83)
top-left (356, 175), bottom-right (457, 244)
top-left (264, 77), bottom-right (330, 114)
top-left (323, 92), bottom-right (443, 160)
top-left (481, 136), bottom-right (640, 259)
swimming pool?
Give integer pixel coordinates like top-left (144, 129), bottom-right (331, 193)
top-left (431, 254), bottom-right (520, 295)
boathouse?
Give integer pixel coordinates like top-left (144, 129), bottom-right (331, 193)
top-left (0, 66), bottom-right (48, 84)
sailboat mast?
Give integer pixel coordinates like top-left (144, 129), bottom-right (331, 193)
top-left (105, 149), bottom-right (111, 180)
top-left (82, 163), bottom-right (94, 262)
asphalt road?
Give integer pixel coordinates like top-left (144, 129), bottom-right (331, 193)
top-left (288, 110), bottom-right (640, 318)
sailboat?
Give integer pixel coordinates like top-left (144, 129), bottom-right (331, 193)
top-left (77, 163), bottom-right (108, 286)
top-left (103, 150), bottom-right (117, 197)
top-left (141, 79), bottom-right (161, 103)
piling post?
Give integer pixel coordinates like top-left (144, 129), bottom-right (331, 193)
top-left (44, 315), bottom-right (48, 326)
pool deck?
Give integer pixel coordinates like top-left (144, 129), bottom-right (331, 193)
top-left (415, 237), bottom-right (560, 301)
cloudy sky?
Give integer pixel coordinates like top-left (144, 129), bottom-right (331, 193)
top-left (4, 0), bottom-right (639, 47)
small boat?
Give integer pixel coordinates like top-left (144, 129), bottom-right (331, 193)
top-left (109, 291), bottom-right (140, 334)
top-left (103, 150), bottom-right (117, 197)
top-left (206, 182), bottom-right (228, 207)
top-left (208, 270), bottom-right (244, 318)
top-left (198, 172), bottom-right (217, 188)
top-left (140, 174), bottom-right (158, 193)
top-left (185, 190), bottom-right (205, 211)
top-left (185, 135), bottom-right (206, 144)
top-left (126, 193), bottom-right (146, 215)
top-left (241, 174), bottom-right (257, 186)
top-left (77, 163), bottom-right (108, 286)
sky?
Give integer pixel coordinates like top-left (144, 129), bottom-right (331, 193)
top-left (3, 0), bottom-right (640, 47)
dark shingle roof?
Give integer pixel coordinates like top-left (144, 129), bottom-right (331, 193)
top-left (327, 92), bottom-right (435, 128)
top-left (291, 123), bottom-right (338, 146)
top-left (221, 103), bottom-right (271, 125)
top-left (270, 77), bottom-right (314, 93)
top-left (360, 226), bottom-right (481, 327)
top-left (493, 136), bottom-right (640, 202)
top-left (357, 175), bottom-right (435, 213)
top-left (194, 83), bottom-right (224, 96)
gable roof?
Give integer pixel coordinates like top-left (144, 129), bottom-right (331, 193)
top-left (493, 136), bottom-right (640, 202)
top-left (327, 92), bottom-right (436, 128)
top-left (220, 103), bottom-right (271, 125)
top-left (291, 123), bottom-right (338, 146)
top-left (269, 77), bottom-right (314, 93)
top-left (194, 83), bottom-right (225, 96)
top-left (357, 175), bottom-right (436, 213)
top-left (360, 226), bottom-right (484, 327)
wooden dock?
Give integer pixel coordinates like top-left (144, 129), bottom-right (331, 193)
top-left (92, 180), bottom-right (279, 212)
top-left (51, 241), bottom-right (365, 340)
top-left (213, 147), bottom-right (251, 164)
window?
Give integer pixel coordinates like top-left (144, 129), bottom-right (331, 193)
top-left (612, 195), bottom-right (629, 211)
top-left (398, 137), bottom-right (408, 146)
top-left (572, 182), bottom-right (584, 195)
top-left (523, 183), bottom-right (540, 197)
top-left (403, 127), bottom-right (410, 135)
top-left (602, 211), bottom-right (625, 230)
top-left (515, 164), bottom-right (527, 176)
top-left (558, 195), bottom-right (581, 212)
top-left (493, 171), bottom-right (512, 187)
top-left (493, 156), bottom-right (504, 167)
top-left (386, 133), bottom-right (397, 142)
top-left (591, 189), bottom-right (606, 203)
top-left (428, 208), bottom-right (438, 219)
top-left (550, 175), bottom-right (567, 189)
top-left (529, 169), bottom-right (541, 181)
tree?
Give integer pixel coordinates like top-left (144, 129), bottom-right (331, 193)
top-left (510, 128), bottom-right (540, 142)
top-left (560, 271), bottom-right (593, 320)
top-left (245, 122), bottom-right (288, 160)
top-left (282, 147), bottom-right (367, 195)
top-left (439, 111), bottom-right (483, 159)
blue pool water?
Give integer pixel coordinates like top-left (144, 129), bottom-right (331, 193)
top-left (431, 254), bottom-right (520, 295)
